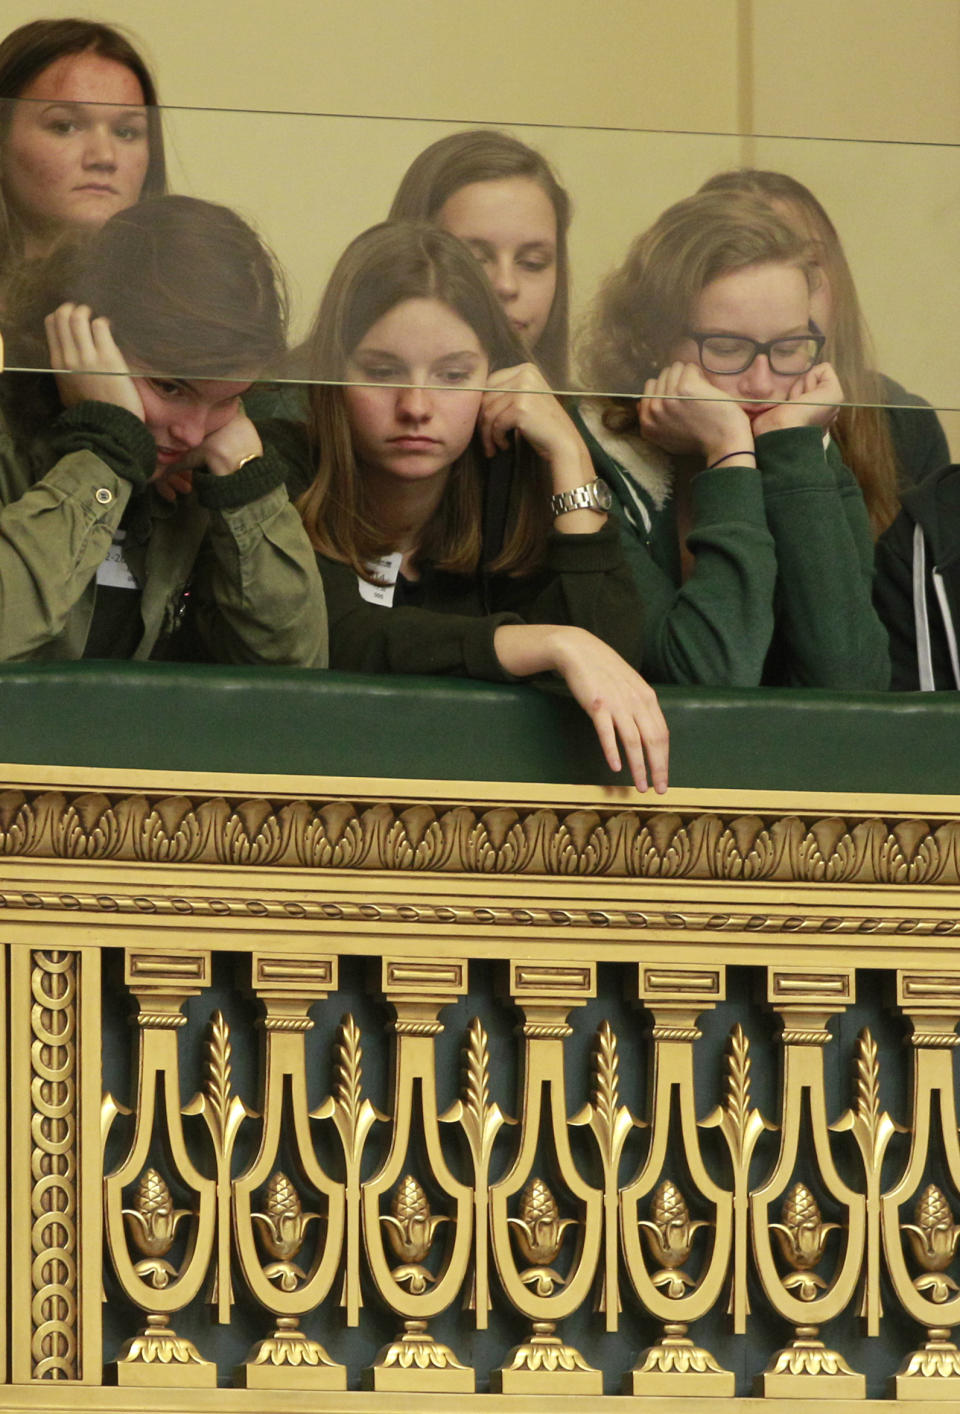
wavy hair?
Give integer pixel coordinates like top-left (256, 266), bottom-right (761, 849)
top-left (297, 221), bottom-right (550, 579)
top-left (579, 189), bottom-right (813, 431)
top-left (389, 128), bottom-right (571, 388)
top-left (698, 169), bottom-right (898, 532)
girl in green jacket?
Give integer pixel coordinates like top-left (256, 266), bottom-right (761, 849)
top-left (577, 189), bottom-right (889, 690)
top-left (291, 221), bottom-right (668, 793)
top-left (0, 194), bottom-right (326, 665)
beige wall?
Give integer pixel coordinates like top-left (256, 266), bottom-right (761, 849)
top-left (4, 0), bottom-right (959, 448)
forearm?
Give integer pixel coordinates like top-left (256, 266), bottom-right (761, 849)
top-left (493, 522), bottom-right (643, 667)
top-left (321, 557), bottom-right (520, 680)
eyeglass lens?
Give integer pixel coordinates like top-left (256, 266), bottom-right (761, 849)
top-left (698, 335), bottom-right (822, 375)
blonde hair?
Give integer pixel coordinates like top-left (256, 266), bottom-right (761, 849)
top-left (579, 190), bottom-right (813, 433)
top-left (698, 169), bottom-right (899, 533)
top-left (389, 129), bottom-right (571, 388)
top-left (297, 221), bottom-right (550, 580)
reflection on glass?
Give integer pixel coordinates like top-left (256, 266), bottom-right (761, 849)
top-left (0, 99), bottom-right (956, 424)
top-left (0, 18), bottom-right (166, 285)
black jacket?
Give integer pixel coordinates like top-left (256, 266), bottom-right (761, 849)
top-left (875, 463), bottom-right (960, 689)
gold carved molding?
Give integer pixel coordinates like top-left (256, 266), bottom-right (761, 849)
top-left (1, 786), bottom-right (959, 884)
top-left (7, 767), bottom-right (960, 1406)
top-left (29, 951), bottom-right (80, 1381)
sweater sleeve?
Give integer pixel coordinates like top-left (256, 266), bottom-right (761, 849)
top-left (320, 556), bottom-right (522, 680)
top-left (186, 433), bottom-right (328, 669)
top-left (489, 520), bottom-right (644, 667)
top-left (612, 462), bottom-right (777, 687)
top-left (756, 426), bottom-right (889, 689)
top-left (0, 401), bottom-right (155, 661)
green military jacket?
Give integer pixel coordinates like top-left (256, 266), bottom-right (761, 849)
top-left (0, 396), bottom-right (327, 666)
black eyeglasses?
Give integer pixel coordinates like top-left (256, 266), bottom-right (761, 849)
top-left (685, 327), bottom-right (826, 377)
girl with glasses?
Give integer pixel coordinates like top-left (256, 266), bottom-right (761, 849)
top-left (698, 169), bottom-right (949, 532)
top-left (576, 189), bottom-right (889, 688)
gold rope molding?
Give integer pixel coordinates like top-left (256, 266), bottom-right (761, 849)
top-left (0, 888), bottom-right (959, 938)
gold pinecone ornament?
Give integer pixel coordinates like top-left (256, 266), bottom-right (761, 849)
top-left (251, 1170), bottom-right (320, 1291)
top-left (381, 1174), bottom-right (447, 1293)
top-left (638, 1179), bottom-right (706, 1297)
top-left (507, 1176), bottom-right (576, 1296)
top-left (902, 1184), bottom-right (960, 1301)
top-left (121, 1167), bottom-right (192, 1288)
top-left (770, 1182), bottom-right (839, 1301)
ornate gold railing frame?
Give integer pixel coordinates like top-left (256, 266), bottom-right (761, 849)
top-left (5, 758), bottom-right (960, 1413)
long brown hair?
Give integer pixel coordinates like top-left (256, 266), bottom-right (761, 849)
top-left (4, 195), bottom-right (287, 434)
top-left (0, 18), bottom-right (167, 275)
top-left (698, 169), bottom-right (899, 532)
top-left (579, 189), bottom-right (813, 430)
top-left (389, 129), bottom-right (571, 388)
top-left (297, 221), bottom-right (550, 580)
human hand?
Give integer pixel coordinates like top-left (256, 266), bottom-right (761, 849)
top-left (45, 303), bottom-right (144, 420)
top-left (639, 361), bottom-right (752, 462)
top-left (751, 361), bottom-right (844, 436)
top-left (493, 623), bottom-right (669, 793)
top-left (479, 362), bottom-right (586, 469)
top-left (151, 465), bottom-right (194, 504)
top-left (170, 409), bottom-right (262, 480)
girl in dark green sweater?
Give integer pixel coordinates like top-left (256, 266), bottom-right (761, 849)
top-left (577, 189), bottom-right (889, 689)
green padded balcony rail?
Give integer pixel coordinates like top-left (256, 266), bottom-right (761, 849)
top-left (0, 659), bottom-right (950, 793)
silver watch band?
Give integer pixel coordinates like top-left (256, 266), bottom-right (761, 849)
top-left (549, 478), bottom-right (612, 517)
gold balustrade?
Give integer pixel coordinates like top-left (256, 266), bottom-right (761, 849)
top-left (5, 759), bottom-right (960, 1410)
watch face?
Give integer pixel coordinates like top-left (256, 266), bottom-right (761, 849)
top-left (594, 479), bottom-right (613, 510)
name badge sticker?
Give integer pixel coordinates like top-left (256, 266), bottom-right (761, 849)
top-left (357, 551), bottom-right (404, 606)
top-left (96, 531), bottom-right (139, 591)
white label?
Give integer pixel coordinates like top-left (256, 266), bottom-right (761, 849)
top-left (96, 531), bottom-right (138, 591)
top-left (357, 551), bottom-right (404, 606)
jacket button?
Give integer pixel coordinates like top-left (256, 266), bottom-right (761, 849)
top-left (95, 487), bottom-right (113, 505)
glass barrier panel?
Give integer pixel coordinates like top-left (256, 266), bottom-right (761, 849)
top-left (1, 99), bottom-right (956, 432)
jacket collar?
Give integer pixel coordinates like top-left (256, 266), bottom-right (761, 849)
top-left (577, 400), bottom-right (674, 510)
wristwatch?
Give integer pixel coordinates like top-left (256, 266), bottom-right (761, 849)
top-left (550, 477), bottom-right (613, 517)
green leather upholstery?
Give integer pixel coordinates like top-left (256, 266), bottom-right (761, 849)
top-left (0, 661), bottom-right (950, 792)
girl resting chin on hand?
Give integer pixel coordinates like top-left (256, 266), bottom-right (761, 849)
top-left (283, 221), bottom-right (667, 794)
